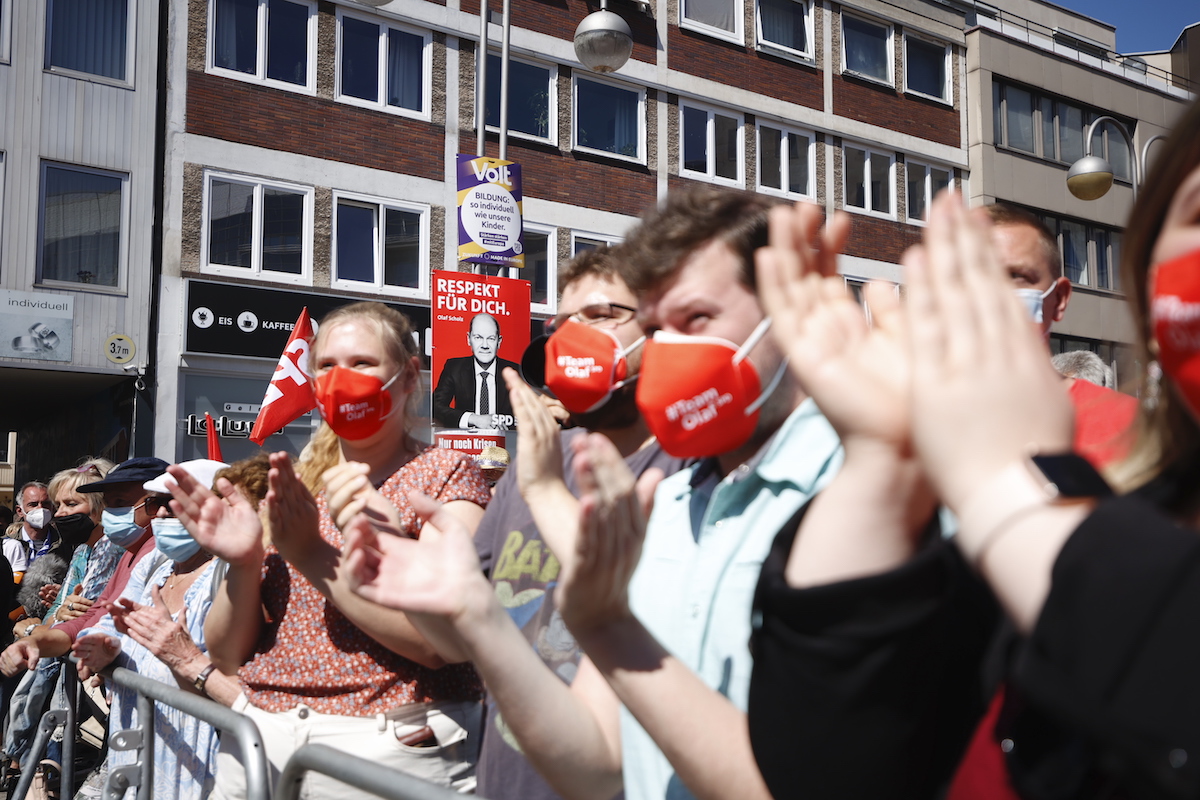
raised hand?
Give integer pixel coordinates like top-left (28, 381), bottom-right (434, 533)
top-left (506, 367), bottom-right (568, 500)
top-left (166, 463), bottom-right (264, 567)
top-left (757, 202), bottom-right (911, 453)
top-left (324, 462), bottom-right (404, 537)
top-left (111, 586), bottom-right (204, 672)
top-left (265, 452), bottom-right (321, 563)
top-left (72, 633), bottom-right (120, 681)
top-left (906, 193), bottom-right (1073, 512)
top-left (556, 434), bottom-right (662, 636)
top-left (38, 583), bottom-right (61, 604)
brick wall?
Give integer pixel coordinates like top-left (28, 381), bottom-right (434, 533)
top-left (832, 76), bottom-right (959, 147)
top-left (187, 71), bottom-right (445, 180)
top-left (667, 27), bottom-right (822, 110)
top-left (842, 213), bottom-right (923, 263)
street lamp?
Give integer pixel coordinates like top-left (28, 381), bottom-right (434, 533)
top-left (1066, 115), bottom-right (1166, 202)
top-left (574, 4), bottom-right (634, 74)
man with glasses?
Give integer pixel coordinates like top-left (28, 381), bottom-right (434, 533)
top-left (433, 312), bottom-right (522, 430)
top-left (0, 458), bottom-right (168, 678)
top-left (3, 483), bottom-right (57, 579)
top-left (471, 246), bottom-right (685, 800)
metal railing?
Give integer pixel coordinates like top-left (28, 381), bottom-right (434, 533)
top-left (276, 745), bottom-right (468, 800)
top-left (103, 667), bottom-right (270, 800)
top-left (11, 657), bottom-right (77, 800)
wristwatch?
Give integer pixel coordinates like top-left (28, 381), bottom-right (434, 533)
top-left (1026, 453), bottom-right (1113, 499)
top-left (193, 663), bottom-right (217, 695)
top-left (21, 623), bottom-right (36, 638)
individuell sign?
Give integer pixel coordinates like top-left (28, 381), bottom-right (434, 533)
top-left (457, 155), bottom-right (524, 270)
top-left (0, 289), bottom-right (73, 362)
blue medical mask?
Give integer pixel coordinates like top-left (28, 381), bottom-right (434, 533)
top-left (151, 518), bottom-right (202, 562)
top-left (102, 506), bottom-right (145, 549)
top-left (1014, 284), bottom-right (1057, 324)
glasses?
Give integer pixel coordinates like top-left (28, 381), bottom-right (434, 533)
top-left (75, 463), bottom-right (103, 476)
top-left (142, 496), bottom-right (174, 516)
top-left (545, 302), bottom-right (638, 336)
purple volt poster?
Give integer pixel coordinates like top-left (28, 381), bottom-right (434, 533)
top-left (456, 154), bottom-right (525, 270)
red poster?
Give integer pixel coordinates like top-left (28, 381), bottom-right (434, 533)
top-left (431, 270), bottom-right (531, 437)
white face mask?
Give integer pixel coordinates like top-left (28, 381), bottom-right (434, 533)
top-left (24, 508), bottom-right (50, 530)
top-left (1014, 284), bottom-right (1057, 325)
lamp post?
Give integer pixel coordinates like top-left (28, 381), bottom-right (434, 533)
top-left (1066, 115), bottom-right (1166, 202)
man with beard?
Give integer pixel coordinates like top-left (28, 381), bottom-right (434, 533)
top-left (473, 246), bottom-right (685, 800)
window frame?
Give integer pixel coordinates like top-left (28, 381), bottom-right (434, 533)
top-left (334, 7), bottom-right (432, 121)
top-left (207, 0), bottom-right (318, 95)
top-left (572, 74), bottom-right (645, 164)
top-left (679, 0), bottom-right (744, 45)
top-left (755, 122), bottom-right (815, 200)
top-left (523, 222), bottom-right (558, 316)
top-left (754, 0), bottom-right (813, 61)
top-left (842, 143), bottom-right (895, 219)
top-left (36, 160), bottom-right (130, 294)
top-left (840, 13), bottom-right (893, 87)
top-left (483, 53), bottom-right (557, 146)
top-left (44, 0), bottom-right (137, 86)
top-left (200, 170), bottom-right (314, 286)
top-left (1041, 211), bottom-right (1124, 292)
top-left (331, 191), bottom-right (430, 300)
top-left (904, 159), bottom-right (954, 224)
top-left (903, 33), bottom-right (950, 104)
top-left (679, 100), bottom-right (745, 187)
top-left (571, 230), bottom-right (622, 256)
top-left (0, 0), bottom-right (12, 64)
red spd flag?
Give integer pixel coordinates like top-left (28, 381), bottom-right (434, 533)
top-left (250, 308), bottom-right (317, 445)
top-left (204, 412), bottom-right (224, 461)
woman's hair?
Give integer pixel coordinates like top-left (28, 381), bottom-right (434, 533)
top-left (47, 458), bottom-right (115, 523)
top-left (1107, 97), bottom-right (1200, 498)
top-left (215, 453), bottom-right (273, 508)
top-left (306, 302), bottom-right (422, 488)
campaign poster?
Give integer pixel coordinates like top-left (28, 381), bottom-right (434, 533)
top-left (457, 154), bottom-right (524, 270)
top-left (431, 270), bottom-right (531, 443)
top-left (0, 289), bottom-right (74, 362)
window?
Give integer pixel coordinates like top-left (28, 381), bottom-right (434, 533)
top-left (337, 10), bottom-right (429, 118)
top-left (757, 125), bottom-right (813, 198)
top-left (204, 173), bottom-right (312, 283)
top-left (757, 0), bottom-right (811, 58)
top-left (38, 163), bottom-right (127, 288)
top-left (572, 232), bottom-right (621, 256)
top-left (210, 0), bottom-right (317, 91)
top-left (681, 102), bottom-right (743, 185)
top-left (486, 55), bottom-right (554, 142)
top-left (992, 82), bottom-right (1133, 181)
top-left (905, 36), bottom-right (948, 102)
top-left (523, 224), bottom-right (556, 312)
top-left (1041, 212), bottom-right (1123, 290)
top-left (574, 77), bottom-right (643, 161)
top-left (46, 0), bottom-right (132, 82)
top-left (842, 15), bottom-right (891, 84)
top-left (681, 0), bottom-right (742, 43)
top-left (333, 195), bottom-right (428, 297)
top-left (905, 161), bottom-right (952, 222)
top-left (843, 145), bottom-right (893, 216)
top-left (0, 0), bottom-right (9, 63)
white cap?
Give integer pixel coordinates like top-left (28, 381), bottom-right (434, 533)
top-left (143, 459), bottom-right (229, 494)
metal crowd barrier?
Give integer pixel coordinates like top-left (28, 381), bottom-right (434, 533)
top-left (103, 666), bottom-right (270, 800)
top-left (11, 657), bottom-right (77, 800)
top-left (276, 744), bottom-right (468, 800)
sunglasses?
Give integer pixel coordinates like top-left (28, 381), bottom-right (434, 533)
top-left (142, 496), bottom-right (175, 516)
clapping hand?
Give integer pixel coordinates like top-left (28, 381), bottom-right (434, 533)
top-left (166, 464), bottom-right (263, 567)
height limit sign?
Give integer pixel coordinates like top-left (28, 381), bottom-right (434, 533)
top-left (456, 155), bottom-right (523, 270)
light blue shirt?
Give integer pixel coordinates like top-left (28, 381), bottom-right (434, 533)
top-left (621, 398), bottom-right (843, 800)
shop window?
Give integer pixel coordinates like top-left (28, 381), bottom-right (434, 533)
top-left (681, 102), bottom-right (743, 186)
top-left (842, 15), bottom-right (891, 84)
top-left (337, 10), bottom-right (429, 118)
top-left (574, 76), bottom-right (643, 161)
top-left (38, 162), bottom-right (127, 288)
top-left (333, 195), bottom-right (428, 297)
top-left (210, 0), bottom-right (317, 91)
top-left (843, 145), bottom-right (893, 217)
top-left (758, 125), bottom-right (812, 198)
top-left (204, 172), bottom-right (312, 284)
top-left (46, 0), bottom-right (132, 81)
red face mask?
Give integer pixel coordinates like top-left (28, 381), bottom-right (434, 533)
top-left (313, 366), bottom-right (399, 441)
top-left (1151, 246), bottom-right (1200, 420)
top-left (543, 320), bottom-right (644, 413)
top-left (635, 318), bottom-right (787, 458)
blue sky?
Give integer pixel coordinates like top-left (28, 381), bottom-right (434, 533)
top-left (1049, 0), bottom-right (1197, 54)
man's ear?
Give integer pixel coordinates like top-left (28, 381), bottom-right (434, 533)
top-left (1048, 277), bottom-right (1071, 324)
